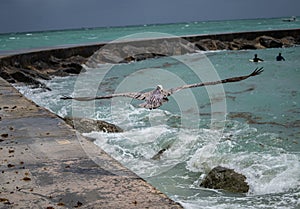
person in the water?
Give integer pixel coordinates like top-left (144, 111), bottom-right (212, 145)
top-left (276, 53), bottom-right (285, 61)
top-left (252, 54), bottom-right (264, 62)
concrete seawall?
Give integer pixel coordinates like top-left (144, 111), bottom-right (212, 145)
top-left (0, 77), bottom-right (182, 208)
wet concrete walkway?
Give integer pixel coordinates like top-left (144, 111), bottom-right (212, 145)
top-left (0, 77), bottom-right (182, 208)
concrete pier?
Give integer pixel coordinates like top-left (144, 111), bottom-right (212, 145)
top-left (0, 77), bottom-right (182, 208)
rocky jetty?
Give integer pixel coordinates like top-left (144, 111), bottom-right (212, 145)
top-left (200, 166), bottom-right (249, 193)
top-left (194, 35), bottom-right (297, 51)
top-left (84, 38), bottom-right (196, 67)
top-left (0, 29), bottom-right (299, 88)
top-left (0, 54), bottom-right (87, 89)
top-left (63, 116), bottom-right (123, 133)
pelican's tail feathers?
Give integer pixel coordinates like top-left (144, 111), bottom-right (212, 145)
top-left (139, 102), bottom-right (161, 110)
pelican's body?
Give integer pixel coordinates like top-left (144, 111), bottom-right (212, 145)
top-left (139, 85), bottom-right (169, 109)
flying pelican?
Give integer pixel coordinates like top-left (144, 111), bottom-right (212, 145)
top-left (61, 67), bottom-right (263, 109)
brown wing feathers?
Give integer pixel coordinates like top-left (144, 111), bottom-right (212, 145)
top-left (168, 67), bottom-right (263, 94)
top-left (61, 92), bottom-right (146, 101)
top-left (61, 67), bottom-right (263, 102)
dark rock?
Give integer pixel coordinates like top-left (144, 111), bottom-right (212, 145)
top-left (0, 70), bottom-right (11, 80)
top-left (200, 166), bottom-right (249, 193)
top-left (49, 55), bottom-right (62, 65)
top-left (64, 55), bottom-right (87, 64)
top-left (120, 53), bottom-right (166, 63)
top-left (48, 69), bottom-right (70, 77)
top-left (9, 70), bottom-right (51, 90)
top-left (33, 60), bottom-right (51, 70)
top-left (281, 36), bottom-right (296, 47)
top-left (228, 42), bottom-right (241, 50)
top-left (228, 39), bottom-right (262, 50)
top-left (62, 63), bottom-right (83, 74)
top-left (134, 53), bottom-right (166, 62)
top-left (120, 56), bottom-right (135, 63)
top-left (258, 36), bottom-right (283, 48)
top-left (240, 43), bottom-right (259, 50)
top-left (10, 71), bottom-right (40, 85)
top-left (239, 39), bottom-right (261, 50)
top-left (63, 67), bottom-right (81, 75)
top-left (21, 67), bottom-right (51, 80)
top-left (214, 40), bottom-right (229, 50)
top-left (195, 39), bottom-right (218, 51)
top-left (64, 116), bottom-right (123, 133)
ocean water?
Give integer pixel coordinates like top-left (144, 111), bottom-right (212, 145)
top-left (1, 16), bottom-right (300, 52)
top-left (7, 17), bottom-right (300, 208)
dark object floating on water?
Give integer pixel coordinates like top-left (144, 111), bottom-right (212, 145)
top-left (282, 16), bottom-right (296, 22)
top-left (61, 67), bottom-right (263, 109)
top-left (151, 144), bottom-right (172, 160)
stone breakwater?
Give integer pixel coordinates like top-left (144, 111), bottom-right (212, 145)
top-left (0, 29), bottom-right (299, 88)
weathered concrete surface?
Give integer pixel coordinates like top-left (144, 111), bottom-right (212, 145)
top-left (0, 77), bottom-right (182, 208)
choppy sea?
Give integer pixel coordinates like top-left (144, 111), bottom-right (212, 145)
top-left (2, 17), bottom-right (300, 208)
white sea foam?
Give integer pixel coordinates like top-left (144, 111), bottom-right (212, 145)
top-left (186, 131), bottom-right (300, 197)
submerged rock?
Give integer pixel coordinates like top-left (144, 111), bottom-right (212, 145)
top-left (63, 116), bottom-right (123, 133)
top-left (200, 166), bottom-right (249, 193)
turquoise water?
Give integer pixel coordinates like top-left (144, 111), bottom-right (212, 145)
top-left (1, 16), bottom-right (300, 52)
top-left (9, 17), bottom-right (300, 208)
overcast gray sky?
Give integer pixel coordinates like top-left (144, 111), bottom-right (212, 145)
top-left (0, 0), bottom-right (299, 34)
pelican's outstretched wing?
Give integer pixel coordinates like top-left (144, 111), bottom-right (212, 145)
top-left (168, 67), bottom-right (264, 94)
top-left (61, 91), bottom-right (149, 101)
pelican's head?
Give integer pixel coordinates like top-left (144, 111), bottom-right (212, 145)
top-left (156, 85), bottom-right (163, 90)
